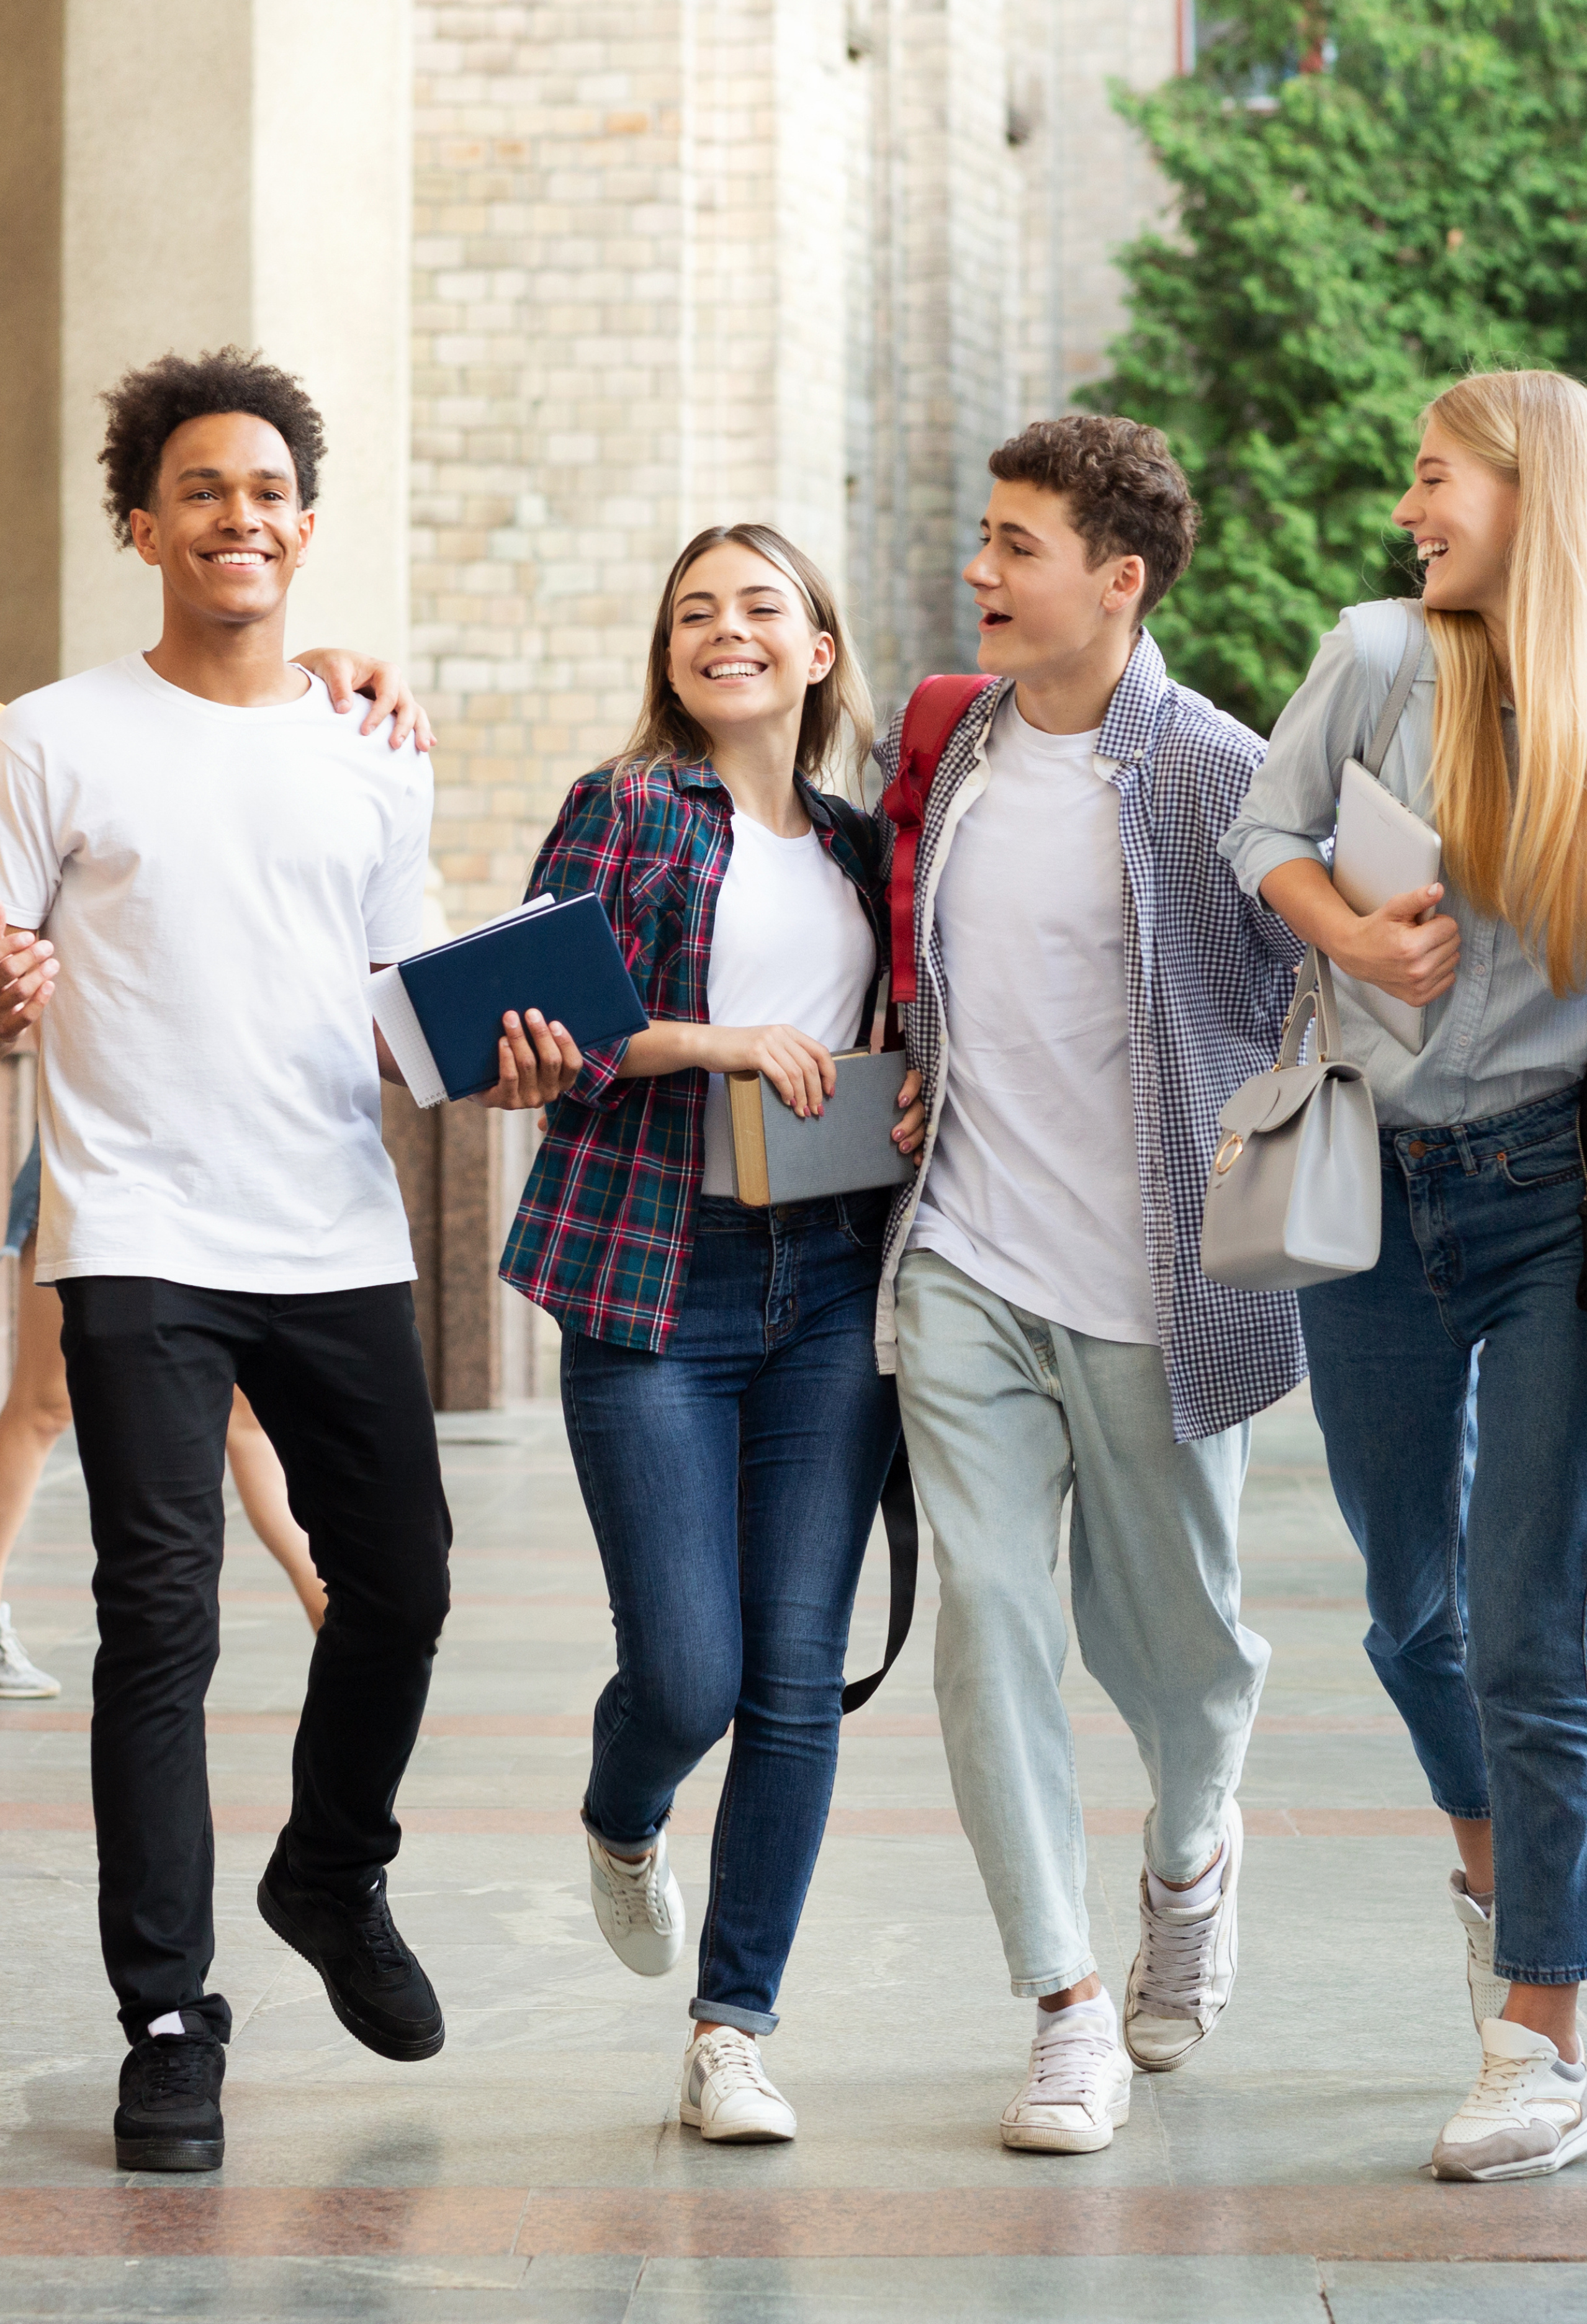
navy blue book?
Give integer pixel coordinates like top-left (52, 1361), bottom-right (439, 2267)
top-left (369, 892), bottom-right (648, 1105)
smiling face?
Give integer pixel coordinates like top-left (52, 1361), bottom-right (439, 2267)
top-left (962, 480), bottom-right (1146, 680)
top-left (663, 542), bottom-right (834, 751)
top-left (1391, 418), bottom-right (1519, 624)
top-left (127, 410), bottom-right (313, 626)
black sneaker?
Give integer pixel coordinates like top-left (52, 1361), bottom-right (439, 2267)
top-left (114, 2016), bottom-right (226, 2172)
top-left (257, 1848), bottom-right (445, 2062)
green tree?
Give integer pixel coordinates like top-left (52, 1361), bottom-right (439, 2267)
top-left (1089, 1), bottom-right (1587, 730)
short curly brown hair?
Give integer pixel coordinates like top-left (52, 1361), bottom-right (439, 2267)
top-left (987, 415), bottom-right (1199, 618)
top-left (98, 346), bottom-right (326, 549)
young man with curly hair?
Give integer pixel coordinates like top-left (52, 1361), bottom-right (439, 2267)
top-left (872, 418), bottom-right (1306, 2154)
top-left (0, 348), bottom-right (576, 2171)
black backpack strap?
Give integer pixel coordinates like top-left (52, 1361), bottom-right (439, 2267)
top-left (841, 1434), bottom-right (919, 1714)
top-left (818, 789), bottom-right (891, 1048)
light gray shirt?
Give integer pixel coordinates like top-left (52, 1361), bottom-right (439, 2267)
top-left (1220, 598), bottom-right (1587, 1128)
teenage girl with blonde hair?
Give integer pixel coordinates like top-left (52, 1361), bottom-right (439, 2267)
top-left (499, 523), bottom-right (923, 2145)
top-left (1228, 368), bottom-right (1587, 2183)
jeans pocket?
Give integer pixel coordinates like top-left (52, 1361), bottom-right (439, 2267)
top-left (835, 1191), bottom-right (891, 1251)
top-left (1497, 1124), bottom-right (1585, 1189)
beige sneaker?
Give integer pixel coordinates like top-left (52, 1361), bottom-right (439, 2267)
top-left (1448, 1870), bottom-right (1509, 2034)
top-left (1432, 2019), bottom-right (1587, 2181)
top-left (1000, 2012), bottom-right (1133, 2153)
top-left (680, 2027), bottom-right (796, 2143)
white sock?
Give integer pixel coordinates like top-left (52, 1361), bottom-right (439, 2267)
top-left (1148, 1845), bottom-right (1225, 1914)
top-left (146, 2010), bottom-right (187, 2039)
top-left (1035, 1989), bottom-right (1117, 2042)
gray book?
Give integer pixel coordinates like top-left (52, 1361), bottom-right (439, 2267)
top-left (727, 1048), bottom-right (915, 1206)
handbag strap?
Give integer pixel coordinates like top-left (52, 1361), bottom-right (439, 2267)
top-left (840, 1436), bottom-right (919, 1714)
top-left (1278, 944), bottom-right (1347, 1068)
top-left (1361, 601), bottom-right (1427, 780)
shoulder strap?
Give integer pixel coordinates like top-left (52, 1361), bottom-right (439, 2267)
top-left (881, 674), bottom-right (996, 1003)
top-left (1362, 601), bottom-right (1426, 781)
top-left (840, 1437), bottom-right (919, 1714)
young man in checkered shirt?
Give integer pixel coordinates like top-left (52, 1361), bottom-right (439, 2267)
top-left (872, 417), bottom-right (1306, 2154)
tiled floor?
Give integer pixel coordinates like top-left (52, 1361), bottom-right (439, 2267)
top-left (0, 1390), bottom-right (1578, 2321)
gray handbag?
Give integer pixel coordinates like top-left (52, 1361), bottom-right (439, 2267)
top-left (1199, 945), bottom-right (1381, 1291)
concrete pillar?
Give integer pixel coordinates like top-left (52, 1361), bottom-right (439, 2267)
top-left (0, 0), bottom-right (411, 692)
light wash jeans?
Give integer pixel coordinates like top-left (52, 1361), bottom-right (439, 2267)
top-left (894, 1250), bottom-right (1268, 1996)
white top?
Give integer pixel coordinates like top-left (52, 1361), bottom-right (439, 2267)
top-left (0, 654), bottom-right (431, 1292)
top-left (907, 695), bottom-right (1158, 1344)
top-left (699, 809), bottom-right (877, 1196)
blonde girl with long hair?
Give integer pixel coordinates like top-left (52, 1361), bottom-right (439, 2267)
top-left (1227, 369), bottom-right (1587, 2183)
top-left (498, 524), bottom-right (923, 2145)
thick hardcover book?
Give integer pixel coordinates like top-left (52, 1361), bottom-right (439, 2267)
top-left (727, 1048), bottom-right (916, 1206)
top-left (370, 891), bottom-right (649, 1106)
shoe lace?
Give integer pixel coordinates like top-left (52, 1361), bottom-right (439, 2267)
top-left (1134, 1900), bottom-right (1220, 2019)
top-left (1024, 2025), bottom-right (1118, 2104)
top-left (348, 1892), bottom-right (411, 1981)
top-left (603, 1847), bottom-right (665, 1936)
top-left (696, 2031), bottom-right (775, 2099)
top-left (1463, 2049), bottom-right (1549, 2121)
top-left (143, 2037), bottom-right (212, 2101)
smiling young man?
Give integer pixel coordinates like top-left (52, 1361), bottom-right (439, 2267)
top-left (0, 348), bottom-right (578, 2173)
top-left (871, 416), bottom-right (1306, 2154)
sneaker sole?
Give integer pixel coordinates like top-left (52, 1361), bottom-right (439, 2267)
top-left (1436, 2115), bottom-right (1587, 2183)
top-left (115, 2135), bottom-right (224, 2171)
top-left (1001, 2096), bottom-right (1130, 2153)
top-left (256, 1880), bottom-right (445, 2063)
top-left (0, 1680), bottom-right (61, 1698)
top-left (680, 2102), bottom-right (796, 2144)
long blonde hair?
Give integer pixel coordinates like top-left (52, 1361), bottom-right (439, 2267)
top-left (616, 523), bottom-right (873, 792)
top-left (1421, 369), bottom-right (1587, 993)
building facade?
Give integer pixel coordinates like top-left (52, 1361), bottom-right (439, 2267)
top-left (0, 0), bottom-right (1185, 1400)
top-left (411, 0), bottom-right (1185, 926)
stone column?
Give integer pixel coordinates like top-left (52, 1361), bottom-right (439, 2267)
top-left (0, 0), bottom-right (412, 689)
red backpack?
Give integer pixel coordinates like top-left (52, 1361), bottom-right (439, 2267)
top-left (880, 675), bottom-right (995, 1003)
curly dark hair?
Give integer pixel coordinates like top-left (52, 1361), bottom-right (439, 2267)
top-left (987, 415), bottom-right (1200, 618)
top-left (98, 346), bottom-right (326, 549)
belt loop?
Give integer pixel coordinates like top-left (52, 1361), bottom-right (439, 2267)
top-left (1452, 1126), bottom-right (1478, 1176)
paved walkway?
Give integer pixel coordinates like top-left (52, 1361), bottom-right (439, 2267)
top-left (1, 1388), bottom-right (1581, 2322)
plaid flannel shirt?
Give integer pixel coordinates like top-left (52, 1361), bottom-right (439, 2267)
top-left (874, 630), bottom-right (1309, 1442)
top-left (499, 758), bottom-right (884, 1349)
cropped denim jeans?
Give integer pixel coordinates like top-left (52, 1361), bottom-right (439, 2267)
top-left (561, 1191), bottom-right (899, 2034)
top-left (1300, 1085), bottom-right (1587, 1985)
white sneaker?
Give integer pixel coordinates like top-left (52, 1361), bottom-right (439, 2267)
top-left (1432, 2019), bottom-right (1587, 2181)
top-left (1000, 2014), bottom-right (1133, 2153)
top-left (1449, 1869), bottom-right (1509, 2035)
top-left (0, 1604), bottom-right (60, 1698)
top-left (680, 2026), bottom-right (796, 2143)
top-left (1123, 1800), bottom-right (1242, 2073)
top-left (587, 1828), bottom-right (685, 1976)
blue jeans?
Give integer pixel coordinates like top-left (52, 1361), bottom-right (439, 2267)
top-left (560, 1191), bottom-right (900, 2033)
top-left (1300, 1085), bottom-right (1587, 1984)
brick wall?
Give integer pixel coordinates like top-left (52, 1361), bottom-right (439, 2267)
top-left (411, 1), bottom-right (1179, 927)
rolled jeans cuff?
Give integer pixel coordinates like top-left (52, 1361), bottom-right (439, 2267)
top-left (1012, 1952), bottom-right (1097, 2001)
top-left (690, 1997), bottom-right (778, 2036)
top-left (581, 1800), bottom-right (670, 1854)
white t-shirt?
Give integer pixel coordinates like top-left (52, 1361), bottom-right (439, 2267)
top-left (907, 694), bottom-right (1158, 1344)
top-left (0, 653), bottom-right (431, 1293)
top-left (699, 810), bottom-right (876, 1195)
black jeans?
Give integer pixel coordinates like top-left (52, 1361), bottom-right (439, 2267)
top-left (58, 1277), bottom-right (452, 2042)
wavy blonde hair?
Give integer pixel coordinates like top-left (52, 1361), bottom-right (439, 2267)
top-left (1421, 369), bottom-right (1587, 993)
top-left (615, 523), bottom-right (873, 794)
